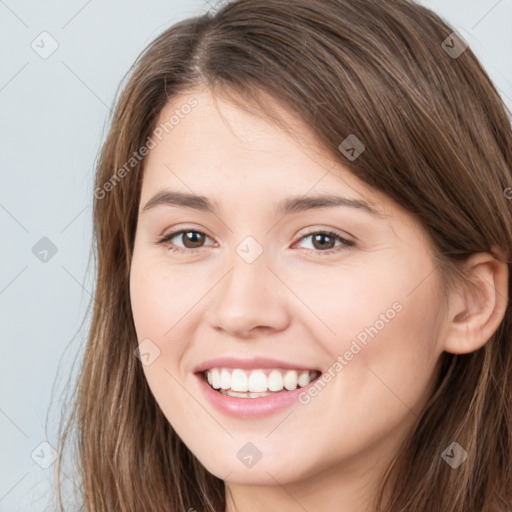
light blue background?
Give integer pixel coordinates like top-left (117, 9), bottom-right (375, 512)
top-left (1, 1), bottom-right (511, 510)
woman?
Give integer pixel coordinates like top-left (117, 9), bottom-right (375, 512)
top-left (55, 0), bottom-right (512, 510)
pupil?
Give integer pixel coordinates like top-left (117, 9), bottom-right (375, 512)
top-left (314, 234), bottom-right (333, 249)
top-left (185, 231), bottom-right (204, 248)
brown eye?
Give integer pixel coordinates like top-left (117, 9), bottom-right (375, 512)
top-left (311, 233), bottom-right (336, 250)
top-left (295, 230), bottom-right (355, 256)
top-left (158, 229), bottom-right (212, 253)
top-left (180, 231), bottom-right (206, 249)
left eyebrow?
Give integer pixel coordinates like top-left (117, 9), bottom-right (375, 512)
top-left (276, 193), bottom-right (386, 218)
top-left (141, 190), bottom-right (386, 218)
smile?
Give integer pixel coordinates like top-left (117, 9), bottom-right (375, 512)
top-left (203, 368), bottom-right (321, 398)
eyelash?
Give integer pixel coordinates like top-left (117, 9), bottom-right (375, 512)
top-left (157, 228), bottom-right (355, 256)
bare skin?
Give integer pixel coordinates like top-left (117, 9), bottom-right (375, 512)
top-left (129, 87), bottom-right (508, 512)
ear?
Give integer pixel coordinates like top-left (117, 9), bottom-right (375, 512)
top-left (442, 250), bottom-right (509, 355)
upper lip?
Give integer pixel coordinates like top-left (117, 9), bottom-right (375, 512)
top-left (193, 356), bottom-right (322, 374)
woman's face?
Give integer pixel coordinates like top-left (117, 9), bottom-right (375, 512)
top-left (130, 88), bottom-right (446, 494)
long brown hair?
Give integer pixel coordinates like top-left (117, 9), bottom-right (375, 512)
top-left (54, 0), bottom-right (512, 510)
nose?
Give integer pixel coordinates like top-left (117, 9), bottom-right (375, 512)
top-left (207, 245), bottom-right (291, 339)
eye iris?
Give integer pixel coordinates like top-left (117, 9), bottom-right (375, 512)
top-left (183, 231), bottom-right (205, 248)
top-left (312, 233), bottom-right (335, 250)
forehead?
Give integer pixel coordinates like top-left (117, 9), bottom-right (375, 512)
top-left (150, 88), bottom-right (324, 162)
top-left (143, 89), bottom-right (385, 204)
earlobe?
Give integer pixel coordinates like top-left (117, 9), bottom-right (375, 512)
top-left (442, 251), bottom-right (509, 355)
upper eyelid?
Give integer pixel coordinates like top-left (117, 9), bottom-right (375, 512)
top-left (161, 228), bottom-right (215, 245)
top-left (160, 221), bottom-right (355, 238)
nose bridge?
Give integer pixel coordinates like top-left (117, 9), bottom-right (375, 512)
top-left (210, 235), bottom-right (289, 336)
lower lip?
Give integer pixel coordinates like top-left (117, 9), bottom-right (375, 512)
top-left (194, 372), bottom-right (320, 419)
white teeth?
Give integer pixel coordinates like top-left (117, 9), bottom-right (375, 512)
top-left (211, 368), bottom-right (221, 389)
top-left (298, 371), bottom-right (311, 387)
top-left (268, 370), bottom-right (284, 391)
top-left (283, 370), bottom-right (298, 390)
top-left (220, 389), bottom-right (272, 398)
top-left (220, 369), bottom-right (231, 390)
top-left (230, 369), bottom-right (248, 392)
top-left (248, 370), bottom-right (268, 392)
top-left (204, 367), bottom-right (319, 394)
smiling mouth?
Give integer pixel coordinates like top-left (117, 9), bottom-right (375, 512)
top-left (201, 367), bottom-right (322, 398)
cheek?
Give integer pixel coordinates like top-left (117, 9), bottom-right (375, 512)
top-left (327, 270), bottom-right (443, 420)
top-left (302, 256), bottom-right (443, 409)
top-left (129, 257), bottom-right (196, 407)
top-left (129, 259), bottom-right (201, 424)
top-left (285, 259), bottom-right (410, 345)
top-left (129, 255), bottom-right (201, 343)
